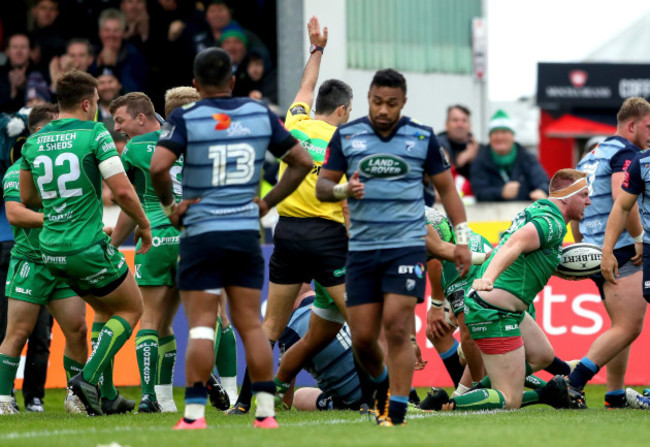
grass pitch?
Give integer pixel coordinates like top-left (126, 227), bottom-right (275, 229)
top-left (1, 385), bottom-right (648, 447)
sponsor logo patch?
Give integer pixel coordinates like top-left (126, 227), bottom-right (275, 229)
top-left (358, 154), bottom-right (409, 179)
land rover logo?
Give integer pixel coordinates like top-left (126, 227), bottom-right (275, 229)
top-left (358, 154), bottom-right (409, 178)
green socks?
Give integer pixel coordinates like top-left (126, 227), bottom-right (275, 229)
top-left (451, 388), bottom-right (506, 411)
top-left (63, 355), bottom-right (85, 381)
top-left (84, 317), bottom-right (132, 398)
top-left (0, 354), bottom-right (20, 396)
top-left (157, 335), bottom-right (176, 386)
top-left (216, 324), bottom-right (237, 378)
top-left (136, 329), bottom-right (159, 397)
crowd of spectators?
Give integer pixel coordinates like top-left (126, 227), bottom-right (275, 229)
top-left (0, 0), bottom-right (277, 114)
top-left (1, 1), bottom-right (555, 204)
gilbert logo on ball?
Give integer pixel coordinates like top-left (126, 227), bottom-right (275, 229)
top-left (557, 242), bottom-right (602, 277)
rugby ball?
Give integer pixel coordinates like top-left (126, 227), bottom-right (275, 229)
top-left (557, 243), bottom-right (602, 277)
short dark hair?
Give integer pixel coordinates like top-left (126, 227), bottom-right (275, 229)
top-left (193, 48), bottom-right (232, 89)
top-left (447, 104), bottom-right (471, 119)
top-left (66, 37), bottom-right (94, 57)
top-left (315, 79), bottom-right (353, 115)
top-left (370, 68), bottom-right (406, 94)
top-left (109, 92), bottom-right (156, 120)
top-left (27, 103), bottom-right (58, 134)
top-left (56, 70), bottom-right (97, 111)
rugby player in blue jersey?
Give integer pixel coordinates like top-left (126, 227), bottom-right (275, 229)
top-left (601, 97), bottom-right (650, 409)
top-left (575, 97), bottom-right (650, 409)
top-left (316, 68), bottom-right (470, 426)
top-left (151, 47), bottom-right (312, 429)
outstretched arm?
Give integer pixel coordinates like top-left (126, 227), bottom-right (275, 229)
top-left (292, 16), bottom-right (328, 108)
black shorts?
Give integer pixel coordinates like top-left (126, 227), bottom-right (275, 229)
top-left (345, 246), bottom-right (426, 307)
top-left (177, 230), bottom-right (264, 291)
top-left (590, 244), bottom-right (640, 299)
top-left (269, 217), bottom-right (347, 287)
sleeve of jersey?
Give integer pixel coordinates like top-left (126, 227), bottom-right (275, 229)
top-left (267, 109), bottom-right (299, 159)
top-left (610, 146), bottom-right (636, 172)
top-left (156, 110), bottom-right (188, 157)
top-left (622, 155), bottom-right (644, 195)
top-left (425, 133), bottom-right (451, 176)
top-left (20, 154), bottom-right (31, 171)
top-left (93, 123), bottom-right (120, 162)
top-left (2, 174), bottom-right (20, 202)
top-left (322, 129), bottom-right (347, 172)
top-left (284, 102), bottom-right (311, 130)
top-left (530, 214), bottom-right (565, 249)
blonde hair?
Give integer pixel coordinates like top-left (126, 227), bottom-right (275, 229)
top-left (549, 169), bottom-right (587, 193)
top-left (164, 86), bottom-right (199, 119)
top-left (617, 97), bottom-right (650, 124)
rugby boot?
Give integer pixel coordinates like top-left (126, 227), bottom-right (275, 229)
top-left (418, 387), bottom-right (450, 411)
top-left (253, 416), bottom-right (279, 429)
top-left (64, 389), bottom-right (86, 414)
top-left (373, 380), bottom-right (390, 424)
top-left (0, 401), bottom-right (18, 415)
top-left (101, 391), bottom-right (135, 415)
top-left (173, 417), bottom-right (207, 430)
top-left (225, 402), bottom-right (250, 415)
top-left (138, 394), bottom-right (162, 413)
top-left (25, 397), bottom-right (44, 412)
top-left (625, 388), bottom-right (650, 410)
top-left (378, 417), bottom-right (406, 427)
top-left (604, 393), bottom-right (628, 409)
top-left (68, 373), bottom-right (103, 416)
top-left (207, 374), bottom-right (230, 411)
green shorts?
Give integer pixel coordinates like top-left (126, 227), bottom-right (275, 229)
top-left (313, 281), bottom-right (338, 311)
top-left (464, 291), bottom-right (525, 340)
top-left (312, 281), bottom-right (345, 324)
top-left (135, 226), bottom-right (180, 287)
top-left (6, 257), bottom-right (76, 305)
top-left (42, 234), bottom-right (129, 297)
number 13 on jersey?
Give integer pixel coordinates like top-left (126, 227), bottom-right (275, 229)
top-left (208, 143), bottom-right (255, 186)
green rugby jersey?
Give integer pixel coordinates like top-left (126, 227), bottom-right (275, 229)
top-left (121, 130), bottom-right (182, 228)
top-left (480, 199), bottom-right (566, 305)
top-left (2, 160), bottom-right (42, 262)
top-left (20, 118), bottom-right (119, 254)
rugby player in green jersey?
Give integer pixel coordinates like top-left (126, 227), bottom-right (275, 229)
top-left (0, 104), bottom-right (88, 415)
top-left (429, 169), bottom-right (590, 412)
top-left (109, 91), bottom-right (186, 413)
top-left (19, 71), bottom-right (151, 416)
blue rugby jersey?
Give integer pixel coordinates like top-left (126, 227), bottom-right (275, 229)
top-left (324, 116), bottom-right (449, 251)
top-left (622, 150), bottom-right (650, 244)
top-left (576, 136), bottom-right (638, 249)
top-left (157, 97), bottom-right (296, 237)
top-left (278, 303), bottom-right (361, 406)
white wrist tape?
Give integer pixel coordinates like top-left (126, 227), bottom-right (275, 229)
top-left (455, 222), bottom-right (469, 245)
top-left (430, 298), bottom-right (444, 308)
top-left (98, 156), bottom-right (125, 179)
top-left (189, 326), bottom-right (215, 341)
top-left (333, 182), bottom-right (349, 200)
top-left (161, 200), bottom-right (177, 217)
top-left (634, 230), bottom-right (644, 243)
top-left (471, 252), bottom-right (487, 265)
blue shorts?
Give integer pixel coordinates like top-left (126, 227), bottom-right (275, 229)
top-left (177, 230), bottom-right (264, 291)
top-left (591, 244), bottom-right (641, 299)
top-left (345, 246), bottom-right (426, 307)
